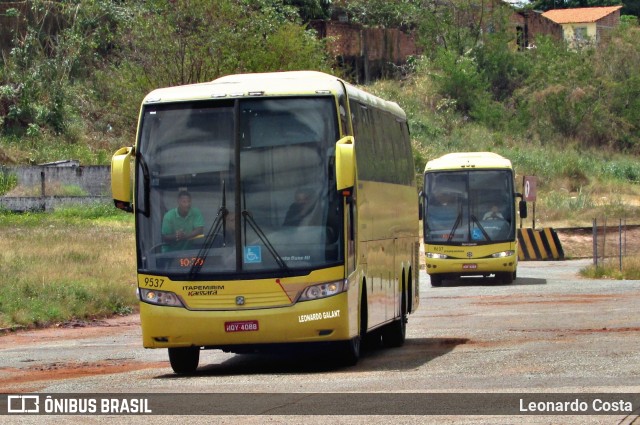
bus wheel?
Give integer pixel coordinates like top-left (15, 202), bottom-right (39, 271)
top-left (430, 274), bottom-right (443, 287)
top-left (382, 288), bottom-right (407, 348)
top-left (168, 347), bottom-right (200, 374)
top-left (496, 272), bottom-right (514, 285)
top-left (337, 336), bottom-right (361, 366)
top-left (336, 285), bottom-right (366, 366)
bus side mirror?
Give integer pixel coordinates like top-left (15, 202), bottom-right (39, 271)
top-left (336, 136), bottom-right (355, 191)
top-left (418, 190), bottom-right (424, 220)
top-left (519, 199), bottom-right (527, 219)
top-left (111, 146), bottom-right (134, 212)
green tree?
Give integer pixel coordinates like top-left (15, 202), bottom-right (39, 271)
top-left (341, 0), bottom-right (421, 27)
top-left (514, 24), bottom-right (640, 152)
top-left (1, 0), bottom-right (331, 143)
top-left (90, 0), bottom-right (332, 135)
top-left (0, 0), bottom-right (129, 136)
top-left (284, 0), bottom-right (332, 21)
top-left (412, 0), bottom-right (519, 127)
top-left (415, 0), bottom-right (488, 58)
top-left (120, 0), bottom-right (330, 88)
top-left (593, 24), bottom-right (640, 151)
top-left (621, 0), bottom-right (640, 18)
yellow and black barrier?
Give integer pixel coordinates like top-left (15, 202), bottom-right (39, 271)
top-left (517, 228), bottom-right (565, 261)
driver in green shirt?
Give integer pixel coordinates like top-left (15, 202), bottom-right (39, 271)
top-left (161, 190), bottom-right (204, 252)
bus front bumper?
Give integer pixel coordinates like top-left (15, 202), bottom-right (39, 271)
top-left (426, 255), bottom-right (517, 276)
top-left (139, 292), bottom-right (356, 349)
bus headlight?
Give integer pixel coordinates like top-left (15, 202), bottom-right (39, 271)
top-left (427, 252), bottom-right (449, 259)
top-left (491, 250), bottom-right (515, 258)
top-left (299, 280), bottom-right (348, 302)
top-left (138, 288), bottom-right (185, 307)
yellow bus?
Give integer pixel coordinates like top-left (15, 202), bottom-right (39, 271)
top-left (421, 152), bottom-right (526, 286)
top-left (111, 71), bottom-right (420, 373)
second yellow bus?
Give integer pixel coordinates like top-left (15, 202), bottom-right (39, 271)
top-left (421, 152), bottom-right (527, 286)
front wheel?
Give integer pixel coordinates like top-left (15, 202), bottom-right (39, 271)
top-left (496, 272), bottom-right (514, 285)
top-left (336, 336), bottom-right (361, 366)
top-left (168, 347), bottom-right (200, 374)
top-left (430, 274), bottom-right (443, 287)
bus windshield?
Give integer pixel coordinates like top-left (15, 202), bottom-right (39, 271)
top-left (135, 97), bottom-right (342, 278)
top-left (424, 170), bottom-right (515, 245)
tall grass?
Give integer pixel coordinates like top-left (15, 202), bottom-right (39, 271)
top-left (580, 256), bottom-right (640, 280)
top-left (0, 171), bottom-right (18, 195)
top-left (0, 204), bottom-right (136, 329)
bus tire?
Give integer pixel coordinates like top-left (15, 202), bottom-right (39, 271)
top-left (336, 282), bottom-right (367, 366)
top-left (382, 283), bottom-right (407, 348)
top-left (338, 336), bottom-right (361, 366)
top-left (168, 347), bottom-right (200, 374)
top-left (496, 272), bottom-right (514, 285)
top-left (430, 274), bottom-right (443, 287)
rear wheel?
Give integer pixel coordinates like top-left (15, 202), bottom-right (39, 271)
top-left (168, 347), bottom-right (200, 374)
top-left (382, 284), bottom-right (407, 348)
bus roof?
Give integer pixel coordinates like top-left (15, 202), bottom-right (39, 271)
top-left (142, 71), bottom-right (406, 119)
top-left (424, 152), bottom-right (513, 172)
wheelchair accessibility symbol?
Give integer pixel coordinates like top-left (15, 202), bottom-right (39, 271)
top-left (244, 246), bottom-right (262, 264)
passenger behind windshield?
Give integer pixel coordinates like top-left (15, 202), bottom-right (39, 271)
top-left (161, 190), bottom-right (204, 252)
top-left (482, 205), bottom-right (504, 221)
top-left (283, 188), bottom-right (319, 226)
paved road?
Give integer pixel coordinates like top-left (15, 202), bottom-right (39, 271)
top-left (1, 259), bottom-right (639, 424)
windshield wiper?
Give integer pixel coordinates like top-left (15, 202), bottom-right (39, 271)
top-left (447, 211), bottom-right (463, 243)
top-left (189, 181), bottom-right (228, 279)
top-left (242, 210), bottom-right (289, 271)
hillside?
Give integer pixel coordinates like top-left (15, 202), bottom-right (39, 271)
top-left (1, 1), bottom-right (640, 228)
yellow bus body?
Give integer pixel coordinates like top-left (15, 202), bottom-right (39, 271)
top-left (112, 71), bottom-right (419, 371)
top-left (422, 152), bottom-right (519, 285)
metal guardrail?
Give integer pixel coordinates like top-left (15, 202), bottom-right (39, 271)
top-left (591, 218), bottom-right (633, 270)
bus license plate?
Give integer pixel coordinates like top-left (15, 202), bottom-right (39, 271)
top-left (462, 264), bottom-right (477, 270)
top-left (225, 320), bottom-right (259, 332)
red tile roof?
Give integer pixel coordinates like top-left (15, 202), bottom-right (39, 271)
top-left (542, 6), bottom-right (623, 24)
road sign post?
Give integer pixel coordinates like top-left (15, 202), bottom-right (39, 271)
top-left (523, 176), bottom-right (537, 229)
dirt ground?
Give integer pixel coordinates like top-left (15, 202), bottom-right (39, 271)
top-left (0, 315), bottom-right (149, 393)
top-left (556, 226), bottom-right (640, 260)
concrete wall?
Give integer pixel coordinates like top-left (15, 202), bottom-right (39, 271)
top-left (0, 195), bottom-right (109, 212)
top-left (0, 165), bottom-right (111, 212)
top-left (1, 165), bottom-right (110, 196)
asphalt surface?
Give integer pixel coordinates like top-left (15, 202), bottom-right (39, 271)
top-left (1, 259), bottom-right (639, 424)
